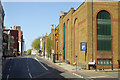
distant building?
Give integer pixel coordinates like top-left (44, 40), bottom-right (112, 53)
top-left (10, 30), bottom-right (19, 56)
top-left (3, 28), bottom-right (15, 57)
top-left (31, 49), bottom-right (38, 55)
top-left (15, 26), bottom-right (24, 55)
top-left (3, 26), bottom-right (24, 57)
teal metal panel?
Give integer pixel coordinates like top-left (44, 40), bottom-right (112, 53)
top-left (63, 23), bottom-right (65, 60)
top-left (97, 59), bottom-right (112, 65)
top-left (97, 10), bottom-right (112, 51)
top-left (53, 34), bottom-right (54, 55)
top-left (57, 42), bottom-right (58, 60)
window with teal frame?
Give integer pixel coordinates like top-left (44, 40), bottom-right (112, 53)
top-left (63, 23), bottom-right (65, 60)
top-left (97, 10), bottom-right (112, 51)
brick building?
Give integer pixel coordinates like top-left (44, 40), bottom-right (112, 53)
top-left (58, 1), bottom-right (120, 69)
top-left (15, 26), bottom-right (24, 55)
top-left (43, 1), bottom-right (120, 69)
top-left (3, 26), bottom-right (24, 57)
top-left (10, 30), bottom-right (19, 56)
top-left (45, 1), bottom-right (120, 69)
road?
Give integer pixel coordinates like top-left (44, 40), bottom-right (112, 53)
top-left (2, 55), bottom-right (85, 80)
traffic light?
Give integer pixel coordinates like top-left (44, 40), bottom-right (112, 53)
top-left (55, 33), bottom-right (59, 37)
top-left (55, 27), bottom-right (59, 37)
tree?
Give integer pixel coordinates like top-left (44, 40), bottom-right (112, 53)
top-left (31, 37), bottom-right (41, 50)
top-left (46, 38), bottom-right (53, 58)
top-left (26, 49), bottom-right (32, 55)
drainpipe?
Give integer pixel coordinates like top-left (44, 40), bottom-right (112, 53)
top-left (92, 0), bottom-right (93, 62)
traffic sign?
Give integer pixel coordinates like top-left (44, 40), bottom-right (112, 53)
top-left (81, 42), bottom-right (87, 51)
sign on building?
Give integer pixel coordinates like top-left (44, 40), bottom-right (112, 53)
top-left (81, 42), bottom-right (87, 51)
top-left (52, 49), bottom-right (54, 54)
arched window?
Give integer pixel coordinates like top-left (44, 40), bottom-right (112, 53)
top-left (97, 10), bottom-right (111, 51)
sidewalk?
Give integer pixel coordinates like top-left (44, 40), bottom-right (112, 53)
top-left (39, 56), bottom-right (76, 72)
top-left (38, 56), bottom-right (120, 79)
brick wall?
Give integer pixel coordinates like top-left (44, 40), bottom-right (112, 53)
top-left (47, 1), bottom-right (120, 69)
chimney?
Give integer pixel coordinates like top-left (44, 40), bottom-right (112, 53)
top-left (51, 25), bottom-right (54, 32)
top-left (10, 27), bottom-right (12, 30)
top-left (52, 25), bottom-right (54, 29)
top-left (14, 26), bottom-right (16, 30)
top-left (16, 26), bottom-right (21, 31)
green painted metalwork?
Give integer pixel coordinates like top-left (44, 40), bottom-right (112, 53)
top-left (63, 23), bottom-right (65, 60)
top-left (57, 42), bottom-right (58, 60)
top-left (53, 34), bottom-right (54, 55)
top-left (97, 10), bottom-right (112, 51)
top-left (97, 59), bottom-right (112, 65)
top-left (55, 39), bottom-right (56, 55)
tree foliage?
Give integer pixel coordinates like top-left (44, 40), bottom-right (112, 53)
top-left (26, 49), bottom-right (32, 55)
top-left (31, 37), bottom-right (41, 50)
top-left (46, 38), bottom-right (53, 57)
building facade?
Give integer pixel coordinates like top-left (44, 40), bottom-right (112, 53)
top-left (0, 1), bottom-right (4, 58)
top-left (3, 29), bottom-right (15, 57)
top-left (45, 1), bottom-right (120, 69)
top-left (3, 26), bottom-right (24, 57)
top-left (0, 2), bottom-right (4, 79)
top-left (58, 1), bottom-right (120, 69)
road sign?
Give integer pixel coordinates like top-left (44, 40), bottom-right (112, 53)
top-left (40, 47), bottom-right (42, 50)
top-left (81, 42), bottom-right (87, 51)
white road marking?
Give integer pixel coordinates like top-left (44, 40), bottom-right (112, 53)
top-left (28, 68), bottom-right (29, 72)
top-left (34, 58), bottom-right (48, 71)
top-left (72, 73), bottom-right (84, 78)
top-left (33, 72), bottom-right (50, 78)
top-left (9, 66), bottom-right (11, 71)
top-left (87, 76), bottom-right (107, 78)
top-left (7, 75), bottom-right (9, 80)
top-left (29, 73), bottom-right (32, 78)
top-left (27, 65), bottom-right (28, 68)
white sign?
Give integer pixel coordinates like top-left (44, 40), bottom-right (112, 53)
top-left (52, 49), bottom-right (54, 53)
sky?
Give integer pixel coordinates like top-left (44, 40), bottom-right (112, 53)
top-left (2, 2), bottom-right (83, 50)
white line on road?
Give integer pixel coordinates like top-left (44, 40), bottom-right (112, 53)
top-left (7, 75), bottom-right (9, 80)
top-left (72, 73), bottom-right (84, 78)
top-left (34, 58), bottom-right (48, 71)
top-left (9, 68), bottom-right (10, 71)
top-left (28, 68), bottom-right (29, 72)
top-left (9, 66), bottom-right (11, 71)
top-left (27, 65), bottom-right (28, 68)
top-left (87, 76), bottom-right (107, 78)
top-left (29, 73), bottom-right (32, 78)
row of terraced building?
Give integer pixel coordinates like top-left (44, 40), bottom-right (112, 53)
top-left (42, 1), bottom-right (120, 70)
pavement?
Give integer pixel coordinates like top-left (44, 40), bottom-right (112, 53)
top-left (37, 55), bottom-right (120, 80)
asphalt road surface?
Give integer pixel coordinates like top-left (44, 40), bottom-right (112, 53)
top-left (2, 56), bottom-right (85, 80)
